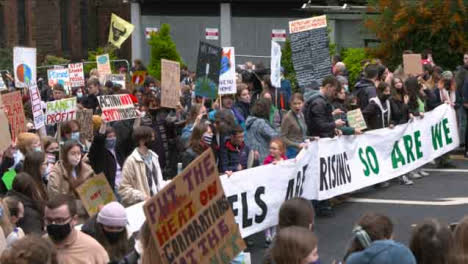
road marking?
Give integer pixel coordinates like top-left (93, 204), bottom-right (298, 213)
top-left (347, 197), bottom-right (468, 206)
top-left (423, 168), bottom-right (468, 173)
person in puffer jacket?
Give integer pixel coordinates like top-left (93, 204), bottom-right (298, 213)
top-left (246, 98), bottom-right (279, 163)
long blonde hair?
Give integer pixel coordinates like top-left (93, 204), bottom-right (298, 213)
top-left (0, 199), bottom-right (13, 237)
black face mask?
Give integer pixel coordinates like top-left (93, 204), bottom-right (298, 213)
top-left (104, 230), bottom-right (125, 244)
top-left (380, 94), bottom-right (390, 101)
top-left (47, 223), bottom-right (72, 242)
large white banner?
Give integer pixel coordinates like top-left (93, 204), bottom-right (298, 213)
top-left (219, 47), bottom-right (236, 95)
top-left (125, 104), bottom-right (459, 238)
top-left (13, 47), bottom-right (36, 88)
top-left (270, 41), bottom-right (282, 88)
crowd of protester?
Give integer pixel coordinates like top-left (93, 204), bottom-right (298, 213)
top-left (0, 50), bottom-right (467, 263)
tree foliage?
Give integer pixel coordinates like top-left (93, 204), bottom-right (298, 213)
top-left (342, 48), bottom-right (372, 88)
top-left (281, 39), bottom-right (299, 93)
top-left (84, 45), bottom-right (118, 74)
top-left (147, 24), bottom-right (183, 80)
top-left (365, 0), bottom-right (468, 70)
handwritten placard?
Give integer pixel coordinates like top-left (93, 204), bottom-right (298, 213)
top-left (76, 173), bottom-right (117, 216)
top-left (161, 59), bottom-right (181, 108)
top-left (1, 91), bottom-right (26, 141)
top-left (68, 63), bottom-right (85, 88)
top-left (347, 108), bottom-right (367, 131)
top-left (0, 96), bottom-right (12, 153)
top-left (144, 149), bottom-right (246, 264)
top-left (28, 84), bottom-right (45, 129)
top-left (98, 94), bottom-right (138, 122)
top-left (76, 109), bottom-right (94, 141)
top-left (45, 97), bottom-right (77, 125)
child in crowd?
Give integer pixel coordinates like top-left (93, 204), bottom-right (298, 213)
top-left (263, 138), bottom-right (287, 165)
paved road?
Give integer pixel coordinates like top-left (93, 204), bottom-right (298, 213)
top-left (248, 154), bottom-right (468, 264)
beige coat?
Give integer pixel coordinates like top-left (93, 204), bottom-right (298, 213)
top-left (47, 160), bottom-right (94, 220)
top-left (118, 148), bottom-right (169, 206)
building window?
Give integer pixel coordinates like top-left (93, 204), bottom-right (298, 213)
top-left (17, 0), bottom-right (26, 45)
top-left (60, 0), bottom-right (70, 54)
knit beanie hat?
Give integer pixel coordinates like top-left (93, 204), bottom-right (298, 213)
top-left (441, 71), bottom-right (453, 81)
top-left (97, 202), bottom-right (127, 227)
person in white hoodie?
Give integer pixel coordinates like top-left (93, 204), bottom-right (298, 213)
top-left (118, 126), bottom-right (170, 206)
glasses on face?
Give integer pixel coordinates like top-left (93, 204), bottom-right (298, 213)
top-left (44, 216), bottom-right (71, 225)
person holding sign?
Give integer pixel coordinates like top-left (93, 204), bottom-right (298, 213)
top-left (47, 141), bottom-right (94, 221)
top-left (118, 126), bottom-right (169, 206)
top-left (332, 87), bottom-right (363, 136)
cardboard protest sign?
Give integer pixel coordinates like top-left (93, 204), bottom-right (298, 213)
top-left (132, 71), bottom-right (146, 85)
top-left (76, 173), bottom-right (117, 216)
top-left (68, 63), bottom-right (85, 88)
top-left (289, 15), bottom-right (331, 89)
top-left (347, 108), bottom-right (367, 131)
top-left (48, 68), bottom-right (71, 94)
top-left (0, 96), bottom-right (12, 153)
top-left (403, 54), bottom-right (423, 76)
top-left (106, 74), bottom-right (126, 89)
top-left (76, 109), bottom-right (94, 141)
top-left (28, 84), bottom-right (45, 129)
top-left (144, 149), bottom-right (246, 264)
top-left (97, 54), bottom-right (112, 78)
top-left (98, 94), bottom-right (139, 122)
top-left (219, 47), bottom-right (236, 95)
top-left (1, 91), bottom-right (26, 141)
top-left (109, 13), bottom-right (135, 49)
top-left (161, 59), bottom-right (181, 108)
top-left (45, 97), bottom-right (77, 125)
top-left (13, 47), bottom-right (36, 88)
top-left (195, 42), bottom-right (222, 99)
top-left (270, 41), bottom-right (282, 88)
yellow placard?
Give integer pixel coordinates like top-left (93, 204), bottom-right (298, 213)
top-left (108, 13), bottom-right (135, 48)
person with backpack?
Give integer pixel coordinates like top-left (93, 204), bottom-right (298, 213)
top-left (353, 64), bottom-right (379, 110)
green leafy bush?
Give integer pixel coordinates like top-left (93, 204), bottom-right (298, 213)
top-left (281, 39), bottom-right (299, 93)
top-left (342, 48), bottom-right (372, 88)
top-left (147, 24), bottom-right (183, 80)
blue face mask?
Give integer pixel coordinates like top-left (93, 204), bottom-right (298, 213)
top-left (105, 138), bottom-right (117, 149)
top-left (71, 132), bottom-right (80, 141)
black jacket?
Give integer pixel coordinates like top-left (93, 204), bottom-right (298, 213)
top-left (362, 98), bottom-right (397, 130)
top-left (81, 93), bottom-right (100, 114)
top-left (391, 99), bottom-right (409, 125)
top-left (6, 190), bottom-right (44, 235)
top-left (303, 93), bottom-right (336, 138)
top-left (353, 79), bottom-right (377, 110)
top-left (88, 132), bottom-right (125, 190)
top-left (234, 101), bottom-right (250, 120)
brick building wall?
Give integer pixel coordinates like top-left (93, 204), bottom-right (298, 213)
top-left (0, 0), bottom-right (130, 63)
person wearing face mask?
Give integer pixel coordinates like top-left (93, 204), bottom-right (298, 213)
top-left (47, 141), bottom-right (94, 221)
top-left (61, 120), bottom-right (91, 153)
top-left (181, 122), bottom-right (214, 169)
top-left (362, 82), bottom-right (398, 131)
top-left (81, 77), bottom-right (102, 114)
top-left (22, 150), bottom-right (49, 200)
top-left (272, 226), bottom-right (320, 264)
top-left (81, 202), bottom-right (133, 263)
top-left (181, 103), bottom-right (207, 148)
top-left (44, 194), bottom-right (109, 264)
top-left (332, 86), bottom-right (362, 136)
top-left (89, 121), bottom-right (125, 192)
top-left (118, 126), bottom-right (169, 207)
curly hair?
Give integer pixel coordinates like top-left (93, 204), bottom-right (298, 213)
top-left (0, 235), bottom-right (58, 264)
